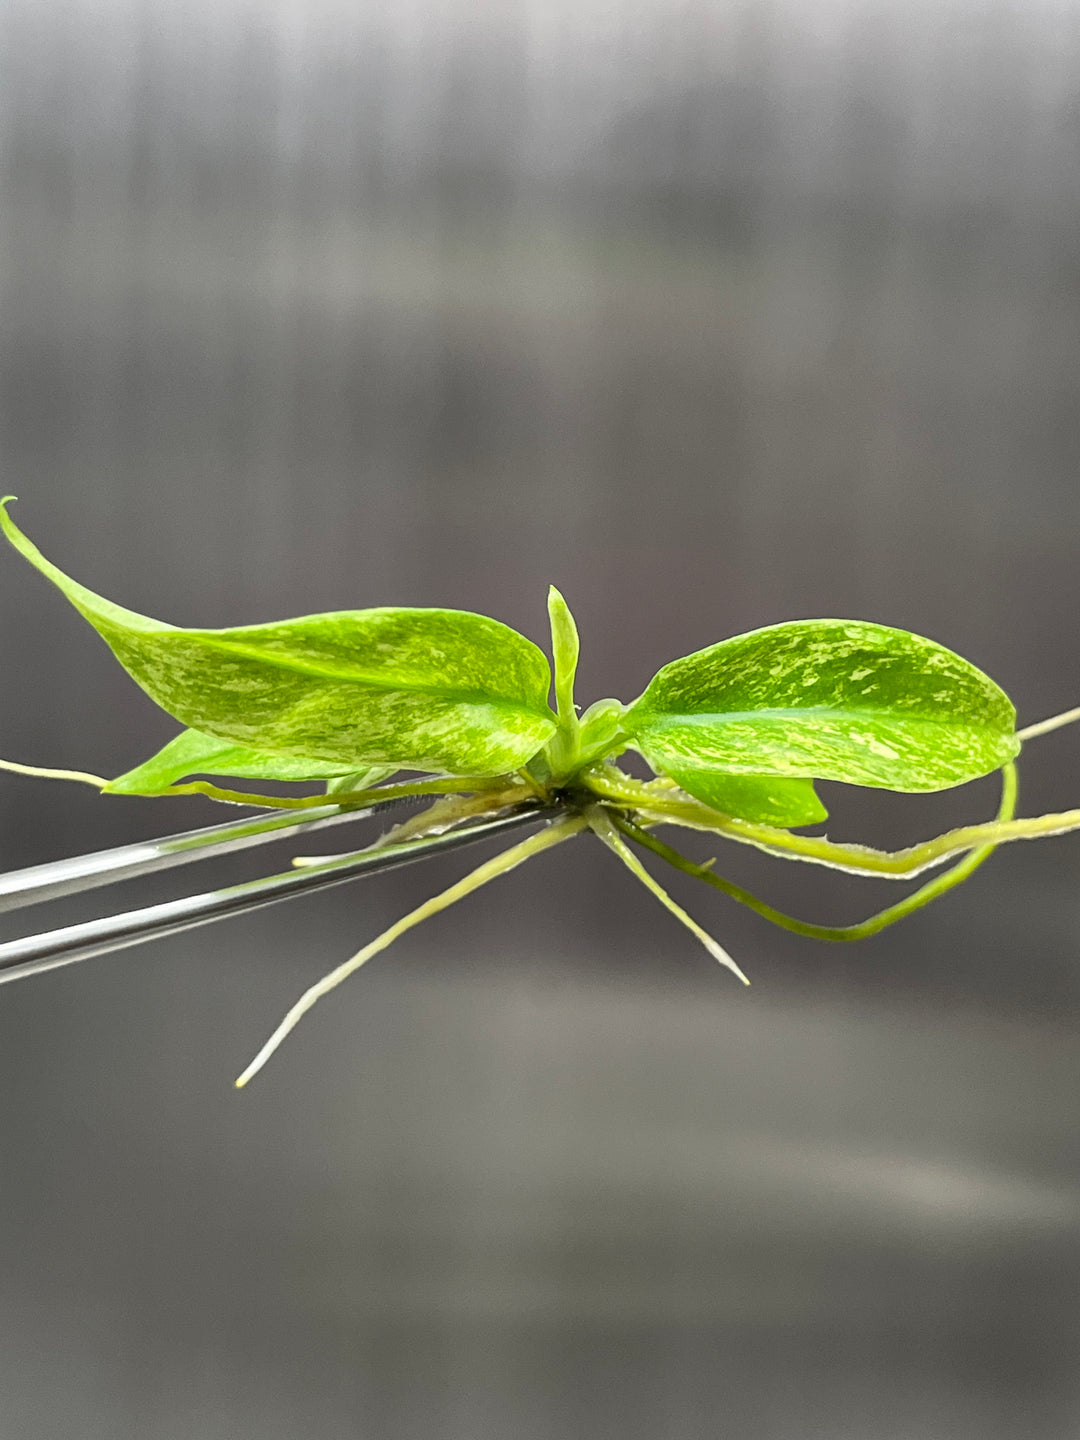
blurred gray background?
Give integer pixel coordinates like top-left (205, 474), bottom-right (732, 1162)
top-left (1, 0), bottom-right (1079, 1435)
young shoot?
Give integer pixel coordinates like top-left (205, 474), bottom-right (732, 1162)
top-left (2, 496), bottom-right (1080, 1087)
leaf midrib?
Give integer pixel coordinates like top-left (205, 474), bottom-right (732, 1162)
top-left (633, 705), bottom-right (1011, 733)
top-left (126, 626), bottom-right (556, 722)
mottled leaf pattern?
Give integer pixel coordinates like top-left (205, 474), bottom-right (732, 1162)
top-left (1, 501), bottom-right (557, 775)
top-left (626, 619), bottom-right (1018, 791)
top-left (1, 503), bottom-right (1024, 803)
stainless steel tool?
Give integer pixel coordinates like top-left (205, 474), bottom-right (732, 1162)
top-left (0, 796), bottom-right (557, 986)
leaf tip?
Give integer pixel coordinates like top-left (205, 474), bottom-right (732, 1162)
top-left (547, 585), bottom-right (578, 632)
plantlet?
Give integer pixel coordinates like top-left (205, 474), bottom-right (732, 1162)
top-left (3, 496), bottom-right (1080, 1088)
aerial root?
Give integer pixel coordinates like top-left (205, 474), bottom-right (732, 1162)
top-left (0, 755), bottom-right (106, 788)
top-left (234, 812), bottom-right (587, 1088)
top-left (585, 804), bottom-right (749, 985)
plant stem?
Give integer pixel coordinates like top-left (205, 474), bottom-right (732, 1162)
top-left (585, 761), bottom-right (1064, 880)
top-left (139, 773), bottom-right (525, 810)
top-left (614, 760), bottom-right (1017, 942)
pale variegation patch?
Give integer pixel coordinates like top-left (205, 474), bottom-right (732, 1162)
top-left (625, 619), bottom-right (1018, 792)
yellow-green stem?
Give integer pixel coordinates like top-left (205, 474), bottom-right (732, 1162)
top-left (614, 760), bottom-right (1017, 942)
top-left (126, 773), bottom-right (524, 811)
top-left (583, 761), bottom-right (1056, 880)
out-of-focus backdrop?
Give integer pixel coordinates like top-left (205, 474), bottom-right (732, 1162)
top-left (1, 0), bottom-right (1079, 1435)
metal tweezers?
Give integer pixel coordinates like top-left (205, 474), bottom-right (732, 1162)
top-left (0, 796), bottom-right (558, 987)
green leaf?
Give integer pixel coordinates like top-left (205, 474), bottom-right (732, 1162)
top-left (544, 585), bottom-right (583, 778)
top-left (575, 698), bottom-right (627, 768)
top-left (625, 619), bottom-right (1019, 792)
top-left (547, 585), bottom-right (580, 729)
top-left (658, 767), bottom-right (827, 827)
top-left (104, 728), bottom-right (394, 795)
top-left (1, 500), bottom-right (557, 775)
